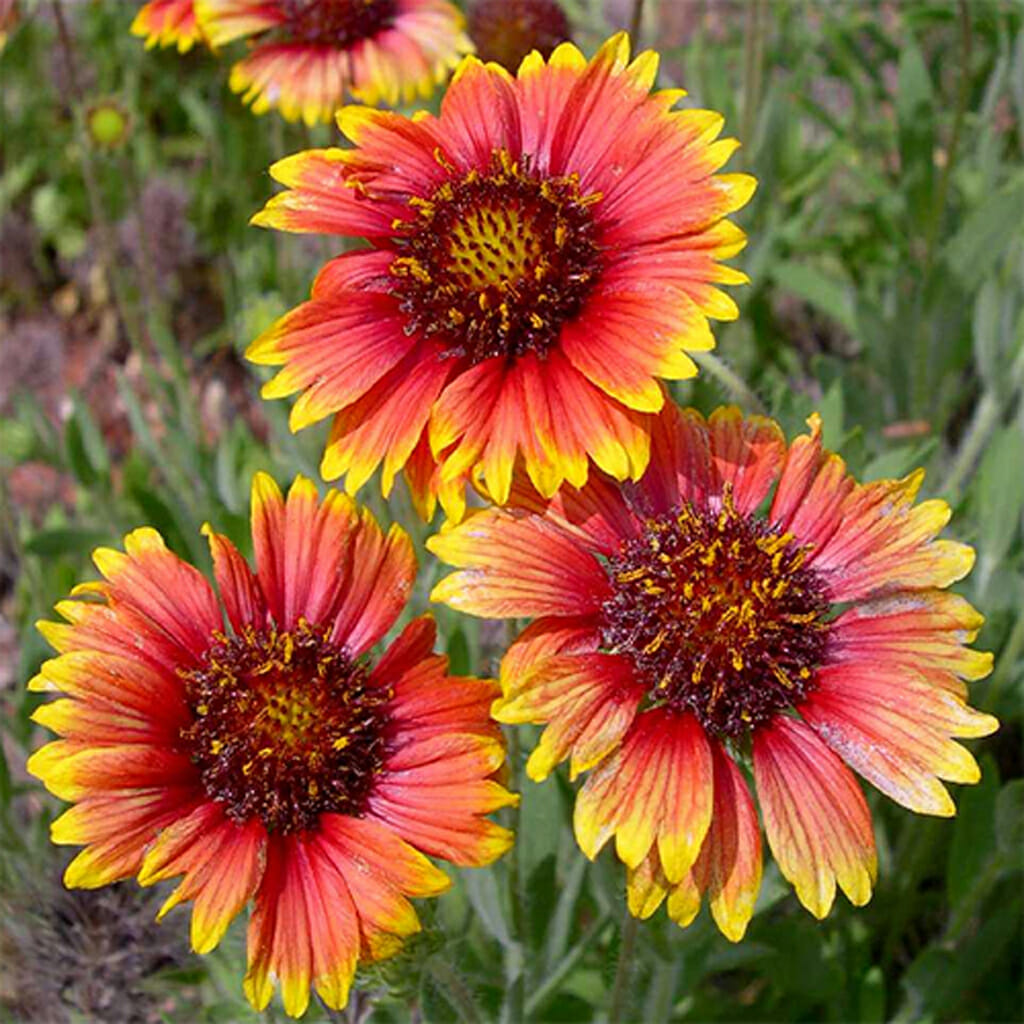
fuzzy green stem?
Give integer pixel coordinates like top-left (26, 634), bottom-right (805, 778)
top-left (429, 958), bottom-right (482, 1024)
top-left (691, 350), bottom-right (766, 413)
top-left (608, 910), bottom-right (639, 1024)
top-left (939, 343), bottom-right (1024, 500)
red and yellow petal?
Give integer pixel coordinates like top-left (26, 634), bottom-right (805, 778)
top-left (202, 525), bottom-right (267, 634)
top-left (494, 652), bottom-right (643, 781)
top-left (428, 507), bottom-right (611, 618)
top-left (48, 786), bottom-right (203, 889)
top-left (28, 741), bottom-right (195, 802)
top-left (138, 802), bottom-right (267, 954)
top-left (574, 710), bottom-right (713, 880)
top-left (89, 527), bottom-right (223, 662)
top-left (195, 0), bottom-right (285, 47)
top-left (371, 732), bottom-right (514, 866)
top-left (248, 292), bottom-right (414, 432)
top-left (252, 150), bottom-right (402, 238)
top-left (244, 833), bottom-right (361, 1017)
top-left (800, 663), bottom-right (998, 817)
top-left (753, 716), bottom-right (877, 919)
top-left (624, 744), bottom-right (764, 942)
top-left (320, 342), bottom-right (453, 498)
top-left (28, 650), bottom-right (189, 727)
top-left (131, 0), bottom-right (202, 52)
top-left (830, 591), bottom-right (994, 692)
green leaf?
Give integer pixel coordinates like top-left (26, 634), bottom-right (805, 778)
top-left (995, 779), bottom-right (1024, 859)
top-left (818, 378), bottom-right (845, 450)
top-left (947, 755), bottom-right (1000, 907)
top-left (772, 260), bottom-right (858, 335)
top-left (462, 867), bottom-right (512, 949)
top-left (944, 172), bottom-right (1024, 287)
top-left (23, 526), bottom-right (112, 557)
top-left (975, 428), bottom-right (1024, 581)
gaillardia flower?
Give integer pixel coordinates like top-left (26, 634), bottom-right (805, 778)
top-left (195, 0), bottom-right (472, 123)
top-left (27, 474), bottom-right (514, 1017)
top-left (429, 404), bottom-right (997, 938)
top-left (250, 34), bottom-right (754, 520)
top-left (131, 0), bottom-right (202, 52)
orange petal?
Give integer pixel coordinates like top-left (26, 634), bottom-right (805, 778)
top-left (801, 663), bottom-right (997, 816)
top-left (139, 802), bottom-right (266, 954)
top-left (753, 716), bottom-right (877, 919)
top-left (429, 508), bottom-right (611, 618)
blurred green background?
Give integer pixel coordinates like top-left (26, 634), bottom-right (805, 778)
top-left (1, 1), bottom-right (1022, 1021)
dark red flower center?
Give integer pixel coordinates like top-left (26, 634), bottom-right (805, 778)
top-left (390, 149), bottom-right (602, 365)
top-left (282, 0), bottom-right (397, 46)
top-left (468, 0), bottom-right (571, 70)
top-left (599, 489), bottom-right (832, 737)
top-left (180, 621), bottom-right (390, 834)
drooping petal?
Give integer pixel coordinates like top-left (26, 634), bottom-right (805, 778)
top-left (428, 508), bottom-right (611, 618)
top-left (574, 710), bottom-right (712, 879)
top-left (753, 716), bottom-right (877, 919)
top-left (244, 833), bottom-right (360, 1017)
top-left (663, 742), bottom-right (762, 941)
top-left (138, 802), bottom-right (267, 954)
top-left (800, 663), bottom-right (998, 816)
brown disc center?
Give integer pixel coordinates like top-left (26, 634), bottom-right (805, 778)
top-left (283, 0), bottom-right (397, 46)
top-left (389, 149), bottom-right (602, 364)
top-left (180, 621), bottom-right (390, 833)
top-left (599, 488), bottom-right (832, 736)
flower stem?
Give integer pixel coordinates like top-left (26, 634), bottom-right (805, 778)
top-left (608, 909), bottom-right (639, 1024)
top-left (691, 351), bottom-right (766, 413)
top-left (429, 958), bottom-right (482, 1024)
top-left (503, 620), bottom-right (526, 1024)
top-left (628, 0), bottom-right (646, 46)
top-left (503, 721), bottom-right (526, 1024)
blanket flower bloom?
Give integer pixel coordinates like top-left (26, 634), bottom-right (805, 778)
top-left (27, 473), bottom-right (514, 1017)
top-left (429, 404), bottom-right (997, 939)
top-left (194, 0), bottom-right (472, 123)
top-left (250, 33), bottom-right (754, 520)
top-left (131, 0), bottom-right (202, 52)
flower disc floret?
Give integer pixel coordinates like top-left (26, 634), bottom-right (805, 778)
top-left (181, 621), bottom-right (390, 833)
top-left (601, 490), bottom-right (830, 736)
top-left (285, 0), bottom-right (397, 45)
top-left (392, 150), bottom-right (601, 363)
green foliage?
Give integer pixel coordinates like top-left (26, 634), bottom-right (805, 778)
top-left (1, 1), bottom-right (1021, 1021)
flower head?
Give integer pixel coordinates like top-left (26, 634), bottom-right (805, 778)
top-left (194, 0), bottom-right (472, 123)
top-left (467, 0), bottom-right (571, 70)
top-left (251, 34), bottom-right (754, 520)
top-left (85, 99), bottom-right (133, 150)
top-left (27, 473), bottom-right (514, 1017)
top-left (131, 0), bottom-right (202, 52)
top-left (429, 404), bottom-right (997, 938)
